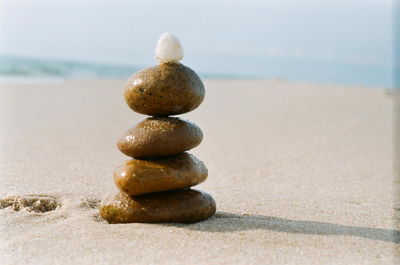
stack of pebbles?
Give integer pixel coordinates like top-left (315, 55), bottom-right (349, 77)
top-left (100, 33), bottom-right (216, 223)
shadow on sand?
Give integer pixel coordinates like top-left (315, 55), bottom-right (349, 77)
top-left (165, 211), bottom-right (400, 244)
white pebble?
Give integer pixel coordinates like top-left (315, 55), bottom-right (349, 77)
top-left (154, 32), bottom-right (184, 63)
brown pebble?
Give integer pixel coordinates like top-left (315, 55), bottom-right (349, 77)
top-left (99, 189), bottom-right (216, 224)
top-left (113, 153), bottom-right (207, 196)
top-left (124, 63), bottom-right (205, 116)
top-left (117, 117), bottom-right (203, 158)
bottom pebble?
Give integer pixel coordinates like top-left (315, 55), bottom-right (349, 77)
top-left (99, 189), bottom-right (216, 224)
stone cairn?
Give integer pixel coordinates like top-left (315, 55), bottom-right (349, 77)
top-left (100, 33), bottom-right (216, 223)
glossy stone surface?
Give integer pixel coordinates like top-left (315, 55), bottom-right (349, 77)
top-left (113, 153), bottom-right (207, 196)
top-left (99, 189), bottom-right (216, 224)
top-left (117, 117), bottom-right (203, 158)
top-left (124, 63), bottom-right (205, 116)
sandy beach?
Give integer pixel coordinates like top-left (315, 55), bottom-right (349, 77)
top-left (0, 79), bottom-right (397, 264)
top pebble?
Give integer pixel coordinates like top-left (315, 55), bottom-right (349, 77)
top-left (124, 33), bottom-right (205, 116)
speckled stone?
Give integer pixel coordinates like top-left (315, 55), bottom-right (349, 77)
top-left (124, 63), bottom-right (205, 116)
top-left (113, 153), bottom-right (207, 196)
top-left (99, 189), bottom-right (216, 224)
top-left (117, 117), bottom-right (203, 158)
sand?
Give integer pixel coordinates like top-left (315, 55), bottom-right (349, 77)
top-left (0, 79), bottom-right (397, 265)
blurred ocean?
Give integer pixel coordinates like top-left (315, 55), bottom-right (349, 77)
top-left (0, 56), bottom-right (137, 83)
top-left (0, 54), bottom-right (392, 88)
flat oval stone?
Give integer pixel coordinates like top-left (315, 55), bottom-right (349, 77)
top-left (117, 117), bottom-right (203, 158)
top-left (99, 189), bottom-right (216, 224)
top-left (113, 153), bottom-right (207, 196)
top-left (124, 63), bottom-right (205, 116)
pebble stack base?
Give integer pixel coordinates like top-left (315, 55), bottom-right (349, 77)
top-left (100, 189), bottom-right (216, 224)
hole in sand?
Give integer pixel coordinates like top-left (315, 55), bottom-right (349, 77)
top-left (0, 195), bottom-right (60, 213)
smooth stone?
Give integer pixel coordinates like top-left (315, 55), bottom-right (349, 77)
top-left (117, 117), bottom-right (203, 158)
top-left (124, 63), bottom-right (205, 116)
top-left (99, 189), bottom-right (216, 224)
top-left (113, 153), bottom-right (207, 196)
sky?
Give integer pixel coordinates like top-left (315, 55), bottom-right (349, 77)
top-left (0, 0), bottom-right (394, 86)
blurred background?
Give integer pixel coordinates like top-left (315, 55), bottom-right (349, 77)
top-left (0, 0), bottom-right (393, 87)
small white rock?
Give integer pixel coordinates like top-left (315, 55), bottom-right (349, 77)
top-left (155, 32), bottom-right (184, 63)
